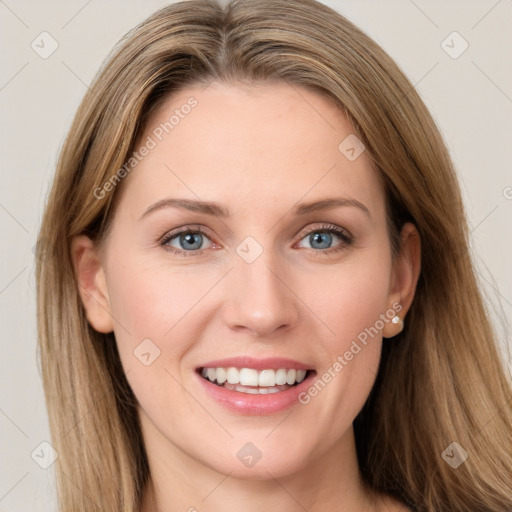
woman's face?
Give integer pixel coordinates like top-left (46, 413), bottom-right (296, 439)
top-left (74, 80), bottom-right (417, 479)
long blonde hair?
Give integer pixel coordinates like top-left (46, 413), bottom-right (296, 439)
top-left (35, 0), bottom-right (512, 510)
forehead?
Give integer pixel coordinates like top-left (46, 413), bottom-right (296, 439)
top-left (117, 80), bottom-right (384, 221)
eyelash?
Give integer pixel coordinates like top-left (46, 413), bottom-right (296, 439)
top-left (159, 223), bottom-right (354, 257)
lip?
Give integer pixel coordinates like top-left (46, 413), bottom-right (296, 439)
top-left (195, 356), bottom-right (316, 415)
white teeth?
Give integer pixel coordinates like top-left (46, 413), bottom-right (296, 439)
top-left (235, 384), bottom-right (259, 394)
top-left (286, 369), bottom-right (297, 385)
top-left (239, 368), bottom-right (259, 386)
top-left (258, 369), bottom-right (275, 387)
top-left (200, 367), bottom-right (310, 387)
top-left (275, 368), bottom-right (288, 385)
top-left (216, 367), bottom-right (227, 384)
top-left (226, 367), bottom-right (239, 384)
top-left (223, 382), bottom-right (292, 394)
top-left (296, 369), bottom-right (307, 383)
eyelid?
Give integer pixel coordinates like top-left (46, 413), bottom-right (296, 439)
top-left (295, 222), bottom-right (352, 242)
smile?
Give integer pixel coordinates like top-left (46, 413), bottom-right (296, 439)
top-left (195, 357), bottom-right (317, 414)
top-left (200, 367), bottom-right (309, 394)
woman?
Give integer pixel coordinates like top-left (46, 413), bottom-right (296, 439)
top-left (35, 0), bottom-right (512, 510)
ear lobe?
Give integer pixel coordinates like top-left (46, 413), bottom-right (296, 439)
top-left (383, 222), bottom-right (421, 338)
top-left (70, 235), bottom-right (114, 333)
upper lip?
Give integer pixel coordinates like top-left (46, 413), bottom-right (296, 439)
top-left (197, 356), bottom-right (313, 371)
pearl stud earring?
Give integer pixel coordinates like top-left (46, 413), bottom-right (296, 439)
top-left (391, 315), bottom-right (404, 333)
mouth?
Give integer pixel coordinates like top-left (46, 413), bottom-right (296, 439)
top-left (197, 366), bottom-right (314, 394)
top-left (194, 357), bottom-right (317, 414)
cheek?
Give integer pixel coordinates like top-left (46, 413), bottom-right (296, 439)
top-left (304, 255), bottom-right (392, 354)
top-left (295, 283), bottom-right (386, 448)
top-left (294, 253), bottom-right (390, 414)
top-left (103, 254), bottom-right (210, 391)
top-left (106, 250), bottom-right (212, 338)
top-left (104, 259), bottom-right (205, 423)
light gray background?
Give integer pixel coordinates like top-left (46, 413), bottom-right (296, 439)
top-left (1, 0), bottom-right (511, 510)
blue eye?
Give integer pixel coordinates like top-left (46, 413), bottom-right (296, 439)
top-left (295, 224), bottom-right (353, 254)
top-left (302, 231), bottom-right (336, 250)
top-left (161, 228), bottom-right (212, 255)
top-left (160, 223), bottom-right (353, 257)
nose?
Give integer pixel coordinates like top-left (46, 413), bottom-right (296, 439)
top-left (222, 251), bottom-right (300, 338)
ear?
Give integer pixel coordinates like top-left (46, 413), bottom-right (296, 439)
top-left (70, 235), bottom-right (114, 333)
top-left (383, 222), bottom-right (421, 338)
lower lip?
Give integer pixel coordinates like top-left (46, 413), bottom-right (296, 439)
top-left (195, 370), bottom-right (316, 415)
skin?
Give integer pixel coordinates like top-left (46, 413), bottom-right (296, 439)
top-left (72, 80), bottom-right (420, 512)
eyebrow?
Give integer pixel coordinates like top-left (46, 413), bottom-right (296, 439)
top-left (139, 197), bottom-right (370, 220)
